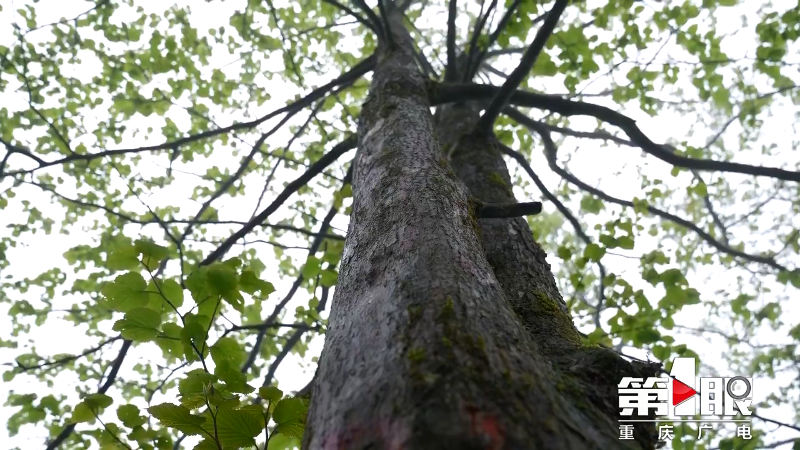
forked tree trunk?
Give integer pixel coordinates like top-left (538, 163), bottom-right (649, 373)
top-left (304, 6), bottom-right (656, 450)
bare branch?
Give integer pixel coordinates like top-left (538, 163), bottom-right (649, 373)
top-left (462, 0), bottom-right (498, 81)
top-left (22, 0), bottom-right (110, 35)
top-left (222, 322), bottom-right (319, 338)
top-left (261, 329), bottom-right (307, 388)
top-left (445, 0), bottom-right (458, 82)
top-left (252, 96), bottom-right (328, 219)
top-left (201, 136), bottom-right (356, 266)
top-left (752, 414), bottom-right (800, 433)
top-left (20, 180), bottom-right (347, 244)
top-left (377, 0), bottom-right (395, 46)
top-left (483, 47), bottom-right (526, 58)
top-left (352, 0), bottom-right (386, 40)
top-left (146, 362), bottom-right (189, 404)
top-left (322, 0), bottom-right (379, 35)
top-left (432, 83), bottom-right (800, 183)
top-left (474, 200), bottom-right (542, 218)
top-left (503, 108), bottom-right (790, 272)
top-left (15, 336), bottom-right (122, 372)
top-left (475, 0), bottom-right (568, 134)
top-left (261, 286), bottom-right (331, 389)
top-left (497, 139), bottom-right (608, 324)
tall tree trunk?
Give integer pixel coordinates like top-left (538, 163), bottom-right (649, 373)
top-left (305, 6), bottom-right (654, 450)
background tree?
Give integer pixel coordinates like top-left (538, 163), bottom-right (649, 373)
top-left (1, 0), bottom-right (799, 449)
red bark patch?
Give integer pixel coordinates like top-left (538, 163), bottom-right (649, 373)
top-left (466, 405), bottom-right (506, 450)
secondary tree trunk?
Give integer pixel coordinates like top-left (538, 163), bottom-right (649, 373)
top-left (304, 6), bottom-right (655, 449)
top-left (437, 102), bottom-right (658, 449)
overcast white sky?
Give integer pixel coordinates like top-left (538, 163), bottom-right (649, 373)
top-left (1, 0), bottom-right (798, 449)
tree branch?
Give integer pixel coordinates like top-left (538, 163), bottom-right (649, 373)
top-left (445, 0), bottom-right (458, 82)
top-left (322, 0), bottom-right (379, 35)
top-left (240, 168), bottom-right (350, 373)
top-left (17, 181), bottom-right (347, 244)
top-left (474, 200), bottom-right (542, 218)
top-left (16, 336), bottom-right (121, 372)
top-left (222, 322), bottom-right (319, 339)
top-left (475, 0), bottom-right (568, 135)
top-left (45, 339), bottom-right (132, 450)
top-left (431, 83), bottom-right (800, 183)
top-left (201, 136), bottom-right (355, 266)
top-left (261, 329), bottom-right (306, 388)
top-left (752, 413), bottom-right (800, 433)
top-left (462, 0), bottom-right (498, 81)
top-left (3, 56), bottom-right (375, 179)
top-left (377, 0), bottom-right (394, 46)
top-left (262, 285), bottom-right (331, 389)
top-left (503, 108), bottom-right (790, 272)
top-left (352, 0), bottom-right (386, 40)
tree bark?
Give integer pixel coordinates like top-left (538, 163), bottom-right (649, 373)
top-left (437, 103), bottom-right (659, 450)
top-left (304, 6), bottom-right (655, 450)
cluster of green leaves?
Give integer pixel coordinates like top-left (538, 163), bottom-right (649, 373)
top-left (148, 384), bottom-right (306, 450)
top-left (72, 239), bottom-right (304, 449)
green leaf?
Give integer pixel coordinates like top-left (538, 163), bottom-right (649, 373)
top-left (320, 269), bottom-right (338, 287)
top-left (210, 337), bottom-right (246, 368)
top-left (107, 245), bottom-right (140, 271)
top-left (583, 243), bottom-right (606, 261)
top-left (160, 279), bottom-right (185, 308)
top-left (102, 272), bottom-right (152, 312)
top-left (272, 397), bottom-right (307, 423)
top-left (267, 433), bottom-right (301, 450)
top-left (186, 268), bottom-right (214, 304)
top-left (580, 195), bottom-right (604, 214)
top-left (222, 289), bottom-right (245, 313)
top-left (135, 239), bottom-right (170, 271)
top-left (635, 328), bottom-right (661, 345)
top-left (148, 403), bottom-right (207, 435)
top-left (85, 393), bottom-right (114, 409)
top-left (617, 236), bottom-right (635, 250)
top-left (301, 256), bottom-right (321, 279)
top-left (69, 402), bottom-right (97, 423)
top-left (215, 409), bottom-right (265, 448)
top-left (158, 322), bottom-right (184, 360)
top-left (113, 308), bottom-right (162, 341)
top-left (117, 404), bottom-right (147, 428)
top-left (206, 264), bottom-right (238, 296)
top-left (259, 386), bottom-right (283, 403)
top-left (193, 439), bottom-right (220, 450)
top-left (179, 370), bottom-right (218, 409)
top-left (239, 270), bottom-right (275, 296)
top-left (216, 362), bottom-right (255, 394)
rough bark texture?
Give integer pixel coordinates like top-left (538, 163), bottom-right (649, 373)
top-left (439, 105), bottom-right (576, 349)
top-left (437, 103), bottom-right (659, 449)
top-left (305, 6), bottom-right (655, 450)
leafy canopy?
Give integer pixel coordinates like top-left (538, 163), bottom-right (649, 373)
top-left (1, 0), bottom-right (799, 449)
